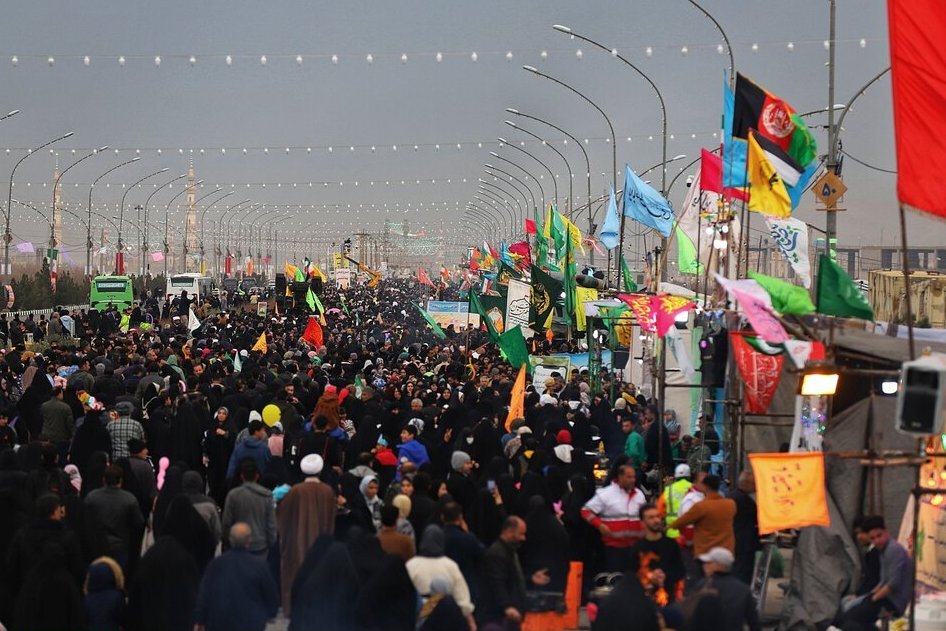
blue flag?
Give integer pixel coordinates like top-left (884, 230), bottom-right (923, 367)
top-left (622, 165), bottom-right (674, 237)
top-left (723, 80), bottom-right (748, 191)
top-left (600, 185), bottom-right (620, 250)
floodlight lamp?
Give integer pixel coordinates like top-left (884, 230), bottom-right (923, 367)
top-left (799, 362), bottom-right (840, 396)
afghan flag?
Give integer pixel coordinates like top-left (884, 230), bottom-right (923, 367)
top-left (412, 301), bottom-right (447, 340)
top-left (732, 72), bottom-right (818, 168)
top-left (302, 316), bottom-right (324, 348)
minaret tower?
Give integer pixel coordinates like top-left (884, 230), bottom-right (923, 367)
top-left (184, 160), bottom-right (198, 271)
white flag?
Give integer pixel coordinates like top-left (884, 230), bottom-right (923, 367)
top-left (233, 351), bottom-right (242, 373)
top-left (677, 165), bottom-right (720, 272)
top-left (765, 216), bottom-right (811, 288)
top-left (505, 279), bottom-right (531, 331)
top-left (188, 307), bottom-right (201, 334)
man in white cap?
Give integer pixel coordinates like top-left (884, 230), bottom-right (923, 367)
top-left (691, 547), bottom-right (761, 631)
top-left (659, 463), bottom-right (693, 541)
top-left (276, 453), bottom-right (336, 611)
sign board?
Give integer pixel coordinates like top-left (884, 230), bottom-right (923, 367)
top-left (426, 300), bottom-right (479, 330)
top-left (335, 268), bottom-right (351, 289)
top-left (813, 172), bottom-right (848, 208)
top-left (529, 355), bottom-right (572, 394)
top-left (333, 253), bottom-right (344, 269)
top-left (256, 302), bottom-right (267, 317)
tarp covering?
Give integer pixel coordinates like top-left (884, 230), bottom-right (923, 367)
top-left (779, 396), bottom-right (917, 630)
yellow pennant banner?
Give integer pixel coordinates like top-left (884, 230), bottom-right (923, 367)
top-left (749, 452), bottom-right (830, 534)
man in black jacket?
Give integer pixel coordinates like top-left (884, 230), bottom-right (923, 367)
top-left (690, 547), bottom-right (761, 631)
top-left (477, 516), bottom-right (550, 631)
top-left (194, 522), bottom-right (279, 631)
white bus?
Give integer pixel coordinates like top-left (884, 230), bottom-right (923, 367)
top-left (166, 273), bottom-right (215, 304)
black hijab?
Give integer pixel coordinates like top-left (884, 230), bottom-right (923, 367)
top-left (289, 541), bottom-right (359, 631)
top-left (354, 554), bottom-right (418, 631)
top-left (590, 574), bottom-right (660, 631)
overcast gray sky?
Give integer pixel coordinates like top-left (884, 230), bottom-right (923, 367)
top-left (0, 0), bottom-right (935, 265)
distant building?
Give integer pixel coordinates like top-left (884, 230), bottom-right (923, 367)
top-left (869, 269), bottom-right (946, 328)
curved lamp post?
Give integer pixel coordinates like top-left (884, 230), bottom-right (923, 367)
top-left (474, 192), bottom-right (516, 240)
top-left (5, 131), bottom-right (74, 282)
top-left (196, 191), bottom-right (234, 273)
top-left (551, 26), bottom-right (668, 287)
top-left (140, 173), bottom-right (187, 276)
top-left (483, 167), bottom-right (533, 231)
top-left (497, 136), bottom-right (558, 214)
top-left (478, 179), bottom-right (522, 232)
top-left (117, 167), bottom-right (169, 274)
top-left (505, 121), bottom-right (573, 216)
top-left (87, 156), bottom-right (140, 275)
top-left (505, 107), bottom-right (593, 259)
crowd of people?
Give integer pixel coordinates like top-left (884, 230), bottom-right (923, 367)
top-left (0, 276), bottom-right (907, 631)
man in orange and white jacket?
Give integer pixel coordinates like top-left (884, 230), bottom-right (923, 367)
top-left (581, 463), bottom-right (647, 572)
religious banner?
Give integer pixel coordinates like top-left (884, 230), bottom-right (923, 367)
top-left (717, 274), bottom-right (789, 344)
top-left (617, 293), bottom-right (656, 333)
top-left (765, 216), bottom-right (812, 288)
top-left (652, 294), bottom-right (696, 337)
top-left (748, 452), bottom-right (830, 534)
top-left (505, 279), bottom-right (531, 331)
top-left (730, 332), bottom-right (784, 414)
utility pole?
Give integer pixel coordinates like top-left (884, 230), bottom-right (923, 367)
top-left (825, 0), bottom-right (839, 261)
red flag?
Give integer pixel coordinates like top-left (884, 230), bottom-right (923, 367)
top-left (525, 218), bottom-right (537, 235)
top-left (730, 333), bottom-right (784, 414)
top-left (700, 148), bottom-right (723, 192)
top-left (302, 316), bottom-right (324, 348)
top-left (888, 1), bottom-right (946, 218)
top-left (417, 267), bottom-right (436, 288)
top-left (617, 293), bottom-right (656, 333)
top-left (651, 295), bottom-right (695, 337)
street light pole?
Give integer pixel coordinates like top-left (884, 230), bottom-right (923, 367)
top-left (505, 108), bottom-right (593, 262)
top-left (488, 152), bottom-right (546, 213)
top-left (50, 145), bottom-right (108, 289)
top-left (197, 192), bottom-right (236, 273)
top-left (117, 167), bottom-right (169, 275)
top-left (5, 131), bottom-right (74, 283)
top-left (497, 136), bottom-right (558, 214)
top-left (483, 168), bottom-right (532, 225)
top-left (478, 179), bottom-right (522, 234)
top-left (551, 26), bottom-right (668, 286)
top-left (211, 199), bottom-right (252, 277)
top-left (88, 157), bottom-right (140, 276)
top-left (140, 173), bottom-right (187, 277)
top-left (505, 121), bottom-right (573, 217)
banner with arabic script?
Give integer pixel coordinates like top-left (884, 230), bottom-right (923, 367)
top-left (765, 216), bottom-right (811, 288)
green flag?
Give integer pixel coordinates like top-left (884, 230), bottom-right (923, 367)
top-left (469, 291), bottom-right (501, 342)
top-left (816, 255), bottom-right (873, 320)
top-left (306, 287), bottom-right (324, 314)
top-left (498, 326), bottom-right (530, 369)
top-left (748, 271), bottom-right (815, 315)
top-left (621, 257), bottom-right (638, 293)
top-left (550, 208), bottom-right (567, 263)
top-left (597, 304), bottom-right (629, 338)
top-left (294, 267), bottom-right (306, 282)
top-left (339, 294), bottom-right (350, 316)
top-left (412, 301), bottom-right (447, 339)
top-left (530, 265), bottom-right (562, 330)
top-left (676, 231), bottom-right (704, 275)
top-left (480, 294), bottom-right (507, 329)
top-left (743, 335), bottom-right (785, 355)
top-left (562, 231), bottom-right (576, 326)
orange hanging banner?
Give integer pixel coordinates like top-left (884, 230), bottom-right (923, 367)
top-left (748, 452), bottom-right (830, 534)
